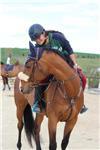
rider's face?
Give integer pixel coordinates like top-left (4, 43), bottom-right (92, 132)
top-left (35, 33), bottom-right (47, 45)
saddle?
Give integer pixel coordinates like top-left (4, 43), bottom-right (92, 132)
top-left (5, 64), bottom-right (14, 71)
top-left (77, 68), bottom-right (87, 90)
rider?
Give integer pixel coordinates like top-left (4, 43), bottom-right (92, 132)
top-left (28, 23), bottom-right (88, 113)
top-left (6, 54), bottom-right (11, 65)
top-left (5, 54), bottom-right (13, 72)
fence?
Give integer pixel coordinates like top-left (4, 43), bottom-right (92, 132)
top-left (87, 76), bottom-right (100, 88)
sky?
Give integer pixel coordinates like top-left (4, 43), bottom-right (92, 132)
top-left (0, 0), bottom-right (99, 54)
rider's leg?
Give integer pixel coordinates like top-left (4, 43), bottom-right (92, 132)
top-left (80, 105), bottom-right (88, 114)
top-left (32, 86), bottom-right (46, 113)
top-left (77, 68), bottom-right (88, 113)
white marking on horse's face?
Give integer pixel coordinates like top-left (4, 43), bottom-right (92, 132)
top-left (19, 80), bottom-right (22, 91)
top-left (18, 72), bottom-right (29, 82)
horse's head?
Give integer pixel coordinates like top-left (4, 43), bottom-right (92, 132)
top-left (18, 56), bottom-right (50, 94)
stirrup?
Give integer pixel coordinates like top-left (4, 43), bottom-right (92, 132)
top-left (31, 101), bottom-right (41, 113)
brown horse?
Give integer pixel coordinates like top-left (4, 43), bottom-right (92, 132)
top-left (14, 77), bottom-right (37, 150)
top-left (0, 61), bottom-right (24, 90)
top-left (14, 77), bottom-right (45, 150)
top-left (17, 50), bottom-right (84, 150)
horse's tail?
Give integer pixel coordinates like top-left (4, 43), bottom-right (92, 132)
top-left (23, 104), bottom-right (35, 147)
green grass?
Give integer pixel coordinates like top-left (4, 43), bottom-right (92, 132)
top-left (0, 48), bottom-right (100, 77)
top-left (77, 57), bottom-right (100, 74)
top-left (0, 48), bottom-right (28, 64)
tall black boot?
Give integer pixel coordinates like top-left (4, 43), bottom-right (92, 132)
top-left (80, 105), bottom-right (88, 114)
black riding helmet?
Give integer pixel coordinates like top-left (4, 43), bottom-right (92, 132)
top-left (28, 24), bottom-right (45, 41)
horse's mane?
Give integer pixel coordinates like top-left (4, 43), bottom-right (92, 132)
top-left (44, 49), bottom-right (74, 68)
top-left (28, 41), bottom-right (74, 68)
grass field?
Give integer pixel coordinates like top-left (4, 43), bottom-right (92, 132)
top-left (77, 58), bottom-right (100, 73)
top-left (0, 48), bottom-right (28, 64)
top-left (0, 48), bottom-right (100, 76)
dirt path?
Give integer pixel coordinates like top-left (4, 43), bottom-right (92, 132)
top-left (0, 78), bottom-right (100, 150)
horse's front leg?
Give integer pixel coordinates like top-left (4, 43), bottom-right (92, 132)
top-left (48, 114), bottom-right (58, 150)
top-left (6, 77), bottom-right (11, 90)
top-left (2, 76), bottom-right (6, 90)
top-left (16, 112), bottom-right (23, 150)
top-left (7, 83), bottom-right (11, 90)
top-left (61, 116), bottom-right (78, 150)
top-left (34, 112), bottom-right (45, 150)
top-left (2, 84), bottom-right (6, 91)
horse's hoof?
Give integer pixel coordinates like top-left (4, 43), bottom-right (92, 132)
top-left (17, 142), bottom-right (22, 150)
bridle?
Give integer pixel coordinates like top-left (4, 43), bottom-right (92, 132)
top-left (25, 57), bottom-right (50, 87)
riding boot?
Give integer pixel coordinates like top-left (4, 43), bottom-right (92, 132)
top-left (32, 76), bottom-right (52, 113)
top-left (80, 105), bottom-right (88, 114)
top-left (31, 99), bottom-right (41, 113)
top-left (76, 69), bottom-right (88, 114)
top-left (31, 86), bottom-right (46, 113)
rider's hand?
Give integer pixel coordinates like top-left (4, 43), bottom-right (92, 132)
top-left (74, 63), bottom-right (79, 69)
top-left (73, 64), bottom-right (81, 72)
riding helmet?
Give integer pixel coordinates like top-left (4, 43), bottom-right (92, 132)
top-left (28, 24), bottom-right (45, 41)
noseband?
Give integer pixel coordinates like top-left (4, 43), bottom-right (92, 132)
top-left (25, 57), bottom-right (38, 82)
top-left (25, 57), bottom-right (50, 87)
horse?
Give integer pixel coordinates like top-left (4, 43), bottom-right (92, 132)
top-left (14, 77), bottom-right (37, 150)
top-left (14, 76), bottom-right (46, 150)
top-left (18, 49), bottom-right (84, 150)
top-left (0, 61), bottom-right (24, 90)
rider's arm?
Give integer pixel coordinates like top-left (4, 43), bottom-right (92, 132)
top-left (53, 33), bottom-right (77, 66)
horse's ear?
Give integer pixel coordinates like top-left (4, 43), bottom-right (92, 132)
top-left (29, 41), bottom-right (36, 58)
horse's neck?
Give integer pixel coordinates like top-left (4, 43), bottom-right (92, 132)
top-left (14, 64), bottom-right (23, 71)
top-left (41, 52), bottom-right (80, 97)
top-left (19, 65), bottom-right (24, 71)
top-left (42, 52), bottom-right (74, 81)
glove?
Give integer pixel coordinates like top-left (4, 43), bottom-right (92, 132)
top-left (73, 63), bottom-right (81, 72)
top-left (73, 63), bottom-right (78, 69)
